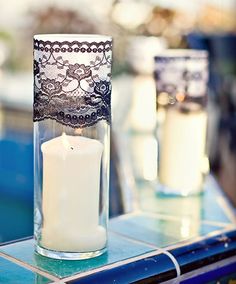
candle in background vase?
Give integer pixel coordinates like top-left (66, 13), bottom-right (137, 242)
top-left (154, 49), bottom-right (209, 195)
top-left (41, 134), bottom-right (106, 252)
top-left (159, 106), bottom-right (207, 195)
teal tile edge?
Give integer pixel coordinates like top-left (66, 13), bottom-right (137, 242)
top-left (0, 256), bottom-right (53, 284)
top-left (0, 232), bottom-right (181, 282)
top-left (168, 228), bottom-right (236, 275)
top-left (1, 193), bottom-right (234, 284)
top-left (109, 211), bottom-right (234, 252)
top-left (0, 251), bottom-right (59, 282)
top-left (0, 232), bottom-right (158, 279)
top-left (62, 249), bottom-right (179, 283)
top-left (59, 228), bottom-right (182, 282)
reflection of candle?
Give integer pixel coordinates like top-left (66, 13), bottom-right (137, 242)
top-left (41, 134), bottom-right (106, 252)
top-left (130, 134), bottom-right (157, 181)
top-left (130, 75), bottom-right (156, 132)
top-left (159, 107), bottom-right (207, 195)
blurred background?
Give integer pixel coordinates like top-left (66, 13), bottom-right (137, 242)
top-left (0, 0), bottom-right (235, 243)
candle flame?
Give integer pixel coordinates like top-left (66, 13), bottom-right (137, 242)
top-left (176, 92), bottom-right (185, 102)
top-left (75, 128), bottom-right (83, 135)
top-left (62, 133), bottom-right (71, 149)
top-left (157, 92), bottom-right (169, 106)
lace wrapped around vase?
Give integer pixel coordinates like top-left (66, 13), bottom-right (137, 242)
top-left (33, 36), bottom-right (112, 128)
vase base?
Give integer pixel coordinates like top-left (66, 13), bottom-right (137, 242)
top-left (156, 183), bottom-right (203, 197)
top-left (35, 244), bottom-right (107, 260)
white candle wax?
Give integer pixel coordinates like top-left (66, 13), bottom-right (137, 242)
top-left (41, 134), bottom-right (106, 252)
top-left (159, 107), bottom-right (207, 195)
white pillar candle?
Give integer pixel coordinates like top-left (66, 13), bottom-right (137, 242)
top-left (159, 107), bottom-right (207, 195)
top-left (41, 134), bottom-right (106, 252)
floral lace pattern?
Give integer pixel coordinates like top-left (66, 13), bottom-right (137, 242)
top-left (33, 39), bottom-right (112, 128)
top-left (154, 55), bottom-right (208, 98)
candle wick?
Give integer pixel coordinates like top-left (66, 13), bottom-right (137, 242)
top-left (71, 147), bottom-right (74, 150)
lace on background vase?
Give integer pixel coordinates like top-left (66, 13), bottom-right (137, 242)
top-left (33, 39), bottom-right (112, 128)
top-left (154, 51), bottom-right (208, 98)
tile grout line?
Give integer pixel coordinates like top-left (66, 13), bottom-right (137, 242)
top-left (202, 220), bottom-right (234, 228)
top-left (157, 249), bottom-right (181, 277)
top-left (0, 251), bottom-right (59, 282)
top-left (109, 224), bottom-right (235, 253)
top-left (62, 247), bottom-right (175, 282)
top-left (161, 255), bottom-right (236, 284)
top-left (109, 230), bottom-right (159, 249)
top-left (140, 211), bottom-right (193, 222)
top-left (165, 227), bottom-right (236, 251)
top-left (111, 210), bottom-right (233, 228)
top-left (0, 236), bottom-right (33, 247)
top-left (109, 231), bottom-right (181, 278)
top-left (109, 226), bottom-right (236, 277)
top-left (140, 210), bottom-right (233, 227)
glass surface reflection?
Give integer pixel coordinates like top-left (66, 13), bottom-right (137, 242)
top-left (130, 134), bottom-right (157, 181)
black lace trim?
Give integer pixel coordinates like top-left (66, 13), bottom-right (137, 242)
top-left (34, 39), bottom-right (112, 53)
top-left (154, 56), bottom-right (208, 97)
top-left (33, 38), bottom-right (112, 128)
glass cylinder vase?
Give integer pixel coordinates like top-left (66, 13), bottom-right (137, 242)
top-left (33, 34), bottom-right (112, 260)
top-left (154, 49), bottom-right (209, 196)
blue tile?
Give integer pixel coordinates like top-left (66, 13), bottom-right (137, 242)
top-left (169, 229), bottom-right (236, 274)
top-left (0, 132), bottom-right (33, 245)
top-left (0, 233), bottom-right (154, 279)
top-left (67, 253), bottom-right (177, 284)
top-left (0, 194), bottom-right (33, 244)
top-left (0, 256), bottom-right (51, 284)
top-left (110, 213), bottom-right (224, 248)
top-left (181, 261), bottom-right (236, 284)
top-left (0, 136), bottom-right (33, 198)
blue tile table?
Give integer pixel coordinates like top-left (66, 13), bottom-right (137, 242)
top-left (0, 129), bottom-right (236, 283)
top-left (0, 174), bottom-right (236, 283)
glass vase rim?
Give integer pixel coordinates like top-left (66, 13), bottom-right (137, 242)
top-left (34, 34), bottom-right (112, 42)
top-left (154, 49), bottom-right (208, 59)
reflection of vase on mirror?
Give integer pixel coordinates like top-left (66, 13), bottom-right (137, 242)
top-left (178, 197), bottom-right (202, 239)
top-left (130, 133), bottom-right (157, 181)
top-left (34, 273), bottom-right (51, 284)
top-left (127, 36), bottom-right (167, 133)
